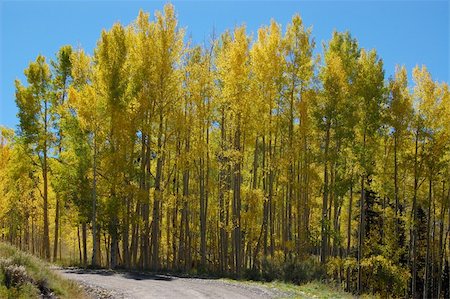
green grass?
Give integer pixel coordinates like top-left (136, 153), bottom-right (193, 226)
top-left (222, 278), bottom-right (375, 299)
top-left (0, 242), bottom-right (86, 298)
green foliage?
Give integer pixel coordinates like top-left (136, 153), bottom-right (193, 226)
top-left (15, 55), bottom-right (52, 146)
top-left (260, 255), bottom-right (284, 282)
top-left (360, 255), bottom-right (409, 298)
top-left (283, 257), bottom-right (325, 284)
top-left (328, 255), bottom-right (409, 298)
top-left (256, 254), bottom-right (325, 284)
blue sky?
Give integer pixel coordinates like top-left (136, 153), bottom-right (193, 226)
top-left (1, 0), bottom-right (449, 129)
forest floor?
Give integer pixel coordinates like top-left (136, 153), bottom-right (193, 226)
top-left (56, 267), bottom-right (360, 299)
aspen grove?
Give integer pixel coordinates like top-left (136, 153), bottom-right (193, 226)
top-left (1, 4), bottom-right (449, 298)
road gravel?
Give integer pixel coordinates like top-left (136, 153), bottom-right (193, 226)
top-left (56, 268), bottom-right (286, 299)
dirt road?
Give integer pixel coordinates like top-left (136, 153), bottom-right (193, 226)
top-left (57, 268), bottom-right (286, 299)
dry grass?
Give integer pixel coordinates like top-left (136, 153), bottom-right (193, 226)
top-left (0, 242), bottom-right (87, 298)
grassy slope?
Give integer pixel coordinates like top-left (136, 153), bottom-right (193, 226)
top-left (0, 242), bottom-right (86, 298)
top-left (223, 279), bottom-right (375, 299)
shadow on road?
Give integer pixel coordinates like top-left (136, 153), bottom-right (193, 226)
top-left (62, 268), bottom-right (174, 281)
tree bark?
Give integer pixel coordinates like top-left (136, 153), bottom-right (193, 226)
top-left (423, 174), bottom-right (433, 298)
top-left (437, 181), bottom-right (447, 298)
top-left (346, 176), bottom-right (353, 291)
top-left (357, 131), bottom-right (367, 295)
top-left (321, 122), bottom-right (330, 264)
top-left (92, 132), bottom-right (99, 267)
top-left (411, 127), bottom-right (420, 299)
top-left (233, 114), bottom-right (242, 276)
top-left (82, 221), bottom-right (88, 266)
top-left (43, 97), bottom-right (50, 260)
top-left (151, 112), bottom-right (164, 270)
top-left (53, 197), bottom-right (60, 262)
top-left (219, 108), bottom-right (228, 273)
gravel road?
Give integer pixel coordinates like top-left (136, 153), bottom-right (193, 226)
top-left (57, 268), bottom-right (286, 299)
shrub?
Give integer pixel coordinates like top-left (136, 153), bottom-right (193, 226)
top-left (0, 242), bottom-right (85, 298)
top-left (261, 255), bottom-right (283, 282)
top-left (327, 256), bottom-right (354, 284)
top-left (284, 257), bottom-right (325, 284)
top-left (0, 257), bottom-right (40, 298)
top-left (4, 264), bottom-right (30, 288)
top-left (244, 266), bottom-right (261, 281)
top-left (360, 255), bottom-right (409, 298)
top-left (258, 254), bottom-right (325, 284)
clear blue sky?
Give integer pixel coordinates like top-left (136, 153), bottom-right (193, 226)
top-left (1, 0), bottom-right (449, 129)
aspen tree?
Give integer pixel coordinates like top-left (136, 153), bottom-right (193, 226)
top-left (51, 45), bottom-right (73, 262)
top-left (354, 49), bottom-right (385, 294)
top-left (388, 66), bottom-right (412, 244)
top-left (316, 32), bottom-right (359, 264)
top-left (283, 14), bottom-right (314, 257)
top-left (151, 4), bottom-right (184, 270)
top-left (216, 26), bottom-right (251, 275)
top-left (250, 20), bottom-right (284, 263)
top-left (69, 49), bottom-right (104, 267)
top-left (128, 10), bottom-right (158, 269)
top-left (15, 55), bottom-right (53, 260)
